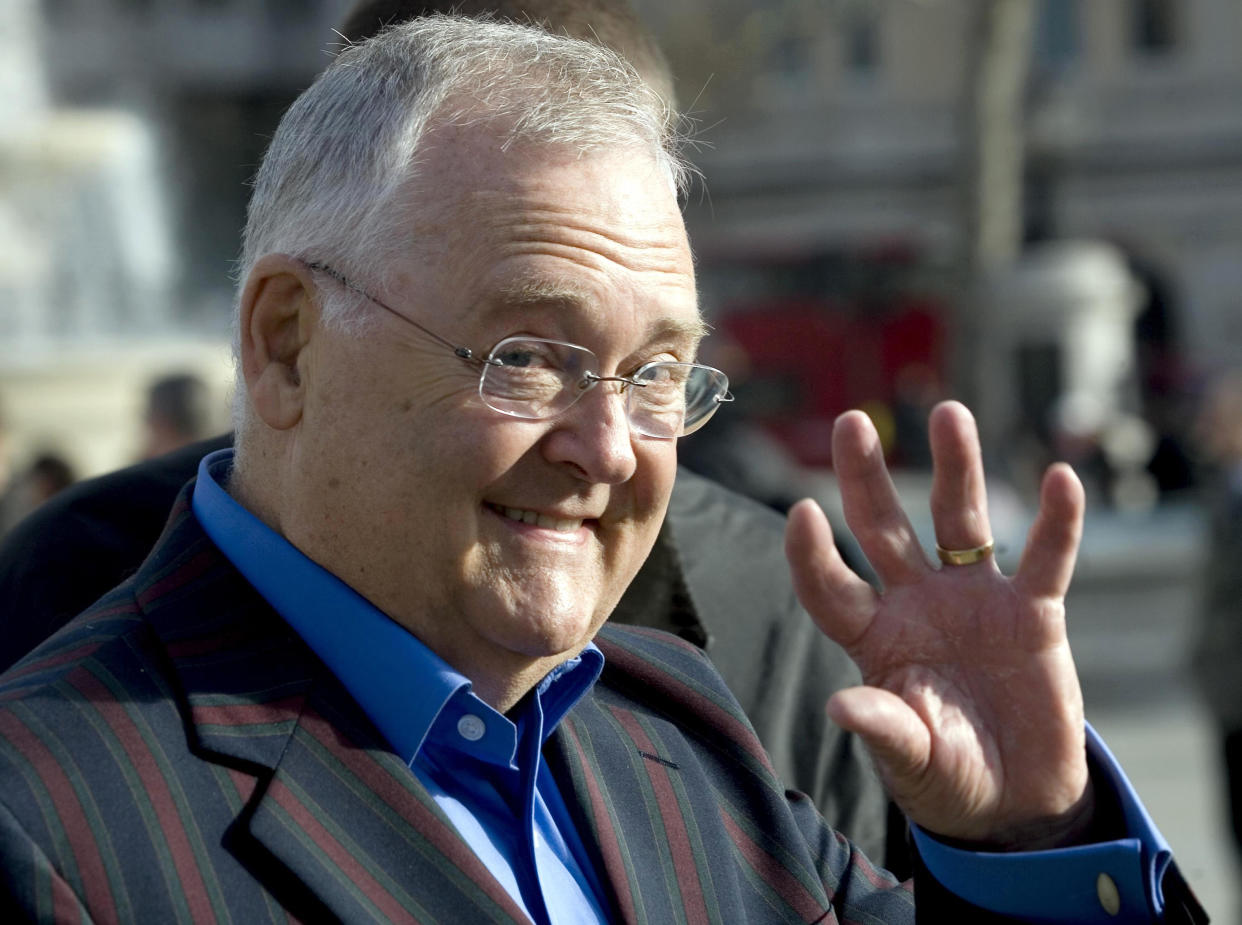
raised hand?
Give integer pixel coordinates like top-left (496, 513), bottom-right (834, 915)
top-left (785, 401), bottom-right (1094, 848)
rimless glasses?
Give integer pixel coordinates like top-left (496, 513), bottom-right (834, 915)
top-left (304, 261), bottom-right (733, 439)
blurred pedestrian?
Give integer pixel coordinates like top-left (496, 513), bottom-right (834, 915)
top-left (1191, 370), bottom-right (1242, 871)
top-left (23, 452), bottom-right (75, 503)
top-left (0, 450), bottom-right (76, 537)
top-left (139, 372), bottom-right (213, 459)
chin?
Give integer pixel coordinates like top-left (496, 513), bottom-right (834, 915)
top-left (473, 585), bottom-right (605, 658)
top-left (506, 606), bottom-right (604, 659)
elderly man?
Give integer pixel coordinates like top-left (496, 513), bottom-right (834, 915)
top-left (0, 16), bottom-right (1202, 923)
top-left (0, 0), bottom-right (894, 866)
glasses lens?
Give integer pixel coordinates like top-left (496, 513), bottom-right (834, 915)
top-left (480, 337), bottom-right (594, 419)
top-left (629, 363), bottom-right (729, 438)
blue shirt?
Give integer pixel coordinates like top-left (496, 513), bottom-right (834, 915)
top-left (194, 448), bottom-right (1179, 923)
top-left (192, 449), bottom-right (609, 925)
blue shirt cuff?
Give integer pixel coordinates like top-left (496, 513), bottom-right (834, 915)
top-left (910, 722), bottom-right (1175, 923)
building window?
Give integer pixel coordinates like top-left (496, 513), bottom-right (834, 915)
top-left (266, 0), bottom-right (317, 13)
top-left (768, 34), bottom-right (814, 93)
top-left (42, 0), bottom-right (72, 21)
top-left (844, 12), bottom-right (880, 75)
top-left (1132, 0), bottom-right (1178, 54)
top-left (1034, 0), bottom-right (1080, 71)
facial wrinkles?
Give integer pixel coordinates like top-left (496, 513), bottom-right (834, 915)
top-left (330, 321), bottom-right (475, 420)
top-left (495, 218), bottom-right (694, 357)
top-left (503, 206), bottom-right (687, 276)
top-left (482, 288), bottom-right (708, 365)
top-left (460, 181), bottom-right (692, 273)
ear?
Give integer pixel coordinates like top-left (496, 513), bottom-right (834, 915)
top-left (238, 254), bottom-right (320, 431)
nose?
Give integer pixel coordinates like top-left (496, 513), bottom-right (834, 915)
top-left (541, 379), bottom-right (638, 484)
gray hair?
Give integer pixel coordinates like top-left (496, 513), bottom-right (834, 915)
top-left (237, 13), bottom-right (690, 333)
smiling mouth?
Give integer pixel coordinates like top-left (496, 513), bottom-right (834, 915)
top-left (488, 503), bottom-right (584, 534)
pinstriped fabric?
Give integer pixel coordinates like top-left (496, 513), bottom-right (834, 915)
top-left (0, 703), bottom-right (123, 922)
top-left (68, 663), bottom-right (229, 922)
top-left (245, 701), bottom-right (531, 924)
top-left (608, 706), bottom-right (719, 925)
top-left (0, 486), bottom-right (924, 923)
top-left (550, 718), bottom-right (642, 921)
top-left (0, 800), bottom-right (92, 923)
top-left (544, 624), bottom-right (918, 924)
top-left (593, 625), bottom-right (779, 785)
top-left (0, 492), bottom-right (535, 923)
top-left (0, 645), bottom-right (264, 924)
top-left (716, 805), bottom-right (835, 922)
top-left (0, 607), bottom-right (142, 695)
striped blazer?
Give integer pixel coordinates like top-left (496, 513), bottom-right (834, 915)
top-left (0, 488), bottom-right (922, 923)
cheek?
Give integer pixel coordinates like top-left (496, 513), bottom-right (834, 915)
top-left (400, 415), bottom-right (546, 524)
top-left (641, 442), bottom-right (679, 511)
top-left (611, 444), bottom-right (677, 557)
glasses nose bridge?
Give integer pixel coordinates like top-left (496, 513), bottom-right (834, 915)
top-left (579, 370), bottom-right (642, 394)
top-left (565, 370), bottom-right (643, 433)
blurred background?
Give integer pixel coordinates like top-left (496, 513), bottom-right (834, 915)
top-left (2, 0), bottom-right (1241, 915)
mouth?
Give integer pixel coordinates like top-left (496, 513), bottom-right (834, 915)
top-left (487, 503), bottom-right (586, 534)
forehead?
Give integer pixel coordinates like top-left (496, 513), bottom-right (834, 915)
top-left (482, 277), bottom-right (708, 353)
top-left (400, 123), bottom-right (700, 351)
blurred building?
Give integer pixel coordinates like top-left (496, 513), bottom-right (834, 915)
top-left (1, 0), bottom-right (351, 476)
top-left (9, 0), bottom-right (1242, 482)
top-left (634, 0), bottom-right (1242, 479)
top-left (35, 0), bottom-right (354, 323)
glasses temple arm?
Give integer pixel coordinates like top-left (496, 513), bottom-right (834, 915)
top-left (303, 259), bottom-right (496, 367)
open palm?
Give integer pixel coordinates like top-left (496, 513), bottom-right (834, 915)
top-left (786, 402), bottom-right (1093, 847)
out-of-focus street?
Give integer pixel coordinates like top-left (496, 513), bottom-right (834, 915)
top-left (1090, 688), bottom-right (1234, 922)
top-left (1071, 502), bottom-right (1238, 922)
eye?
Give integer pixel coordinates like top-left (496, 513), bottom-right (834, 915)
top-left (629, 356), bottom-right (683, 381)
top-left (492, 340), bottom-right (559, 369)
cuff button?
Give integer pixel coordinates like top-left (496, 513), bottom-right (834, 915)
top-left (1096, 873), bottom-right (1121, 916)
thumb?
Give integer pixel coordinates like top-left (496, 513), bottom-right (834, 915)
top-left (827, 686), bottom-right (931, 791)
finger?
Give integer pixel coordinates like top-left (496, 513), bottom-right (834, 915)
top-left (928, 401), bottom-right (994, 555)
top-left (1014, 462), bottom-right (1085, 600)
top-left (786, 498), bottom-right (878, 646)
top-left (831, 410), bottom-right (928, 586)
top-left (826, 686), bottom-right (931, 792)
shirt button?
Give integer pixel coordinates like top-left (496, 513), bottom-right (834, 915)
top-left (1096, 873), bottom-right (1121, 916)
top-left (457, 714), bottom-right (486, 742)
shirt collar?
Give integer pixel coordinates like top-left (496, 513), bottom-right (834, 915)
top-left (190, 448), bottom-right (603, 763)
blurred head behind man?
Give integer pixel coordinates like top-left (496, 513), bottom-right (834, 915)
top-left (230, 14), bottom-right (702, 709)
top-left (142, 372), bottom-right (213, 459)
top-left (338, 0), bottom-right (677, 106)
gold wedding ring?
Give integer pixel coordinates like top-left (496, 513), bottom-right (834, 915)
top-left (936, 539), bottom-right (995, 566)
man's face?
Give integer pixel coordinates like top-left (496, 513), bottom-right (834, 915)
top-left (285, 122), bottom-right (700, 699)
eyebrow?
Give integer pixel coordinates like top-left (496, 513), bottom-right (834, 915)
top-left (493, 280), bottom-right (709, 345)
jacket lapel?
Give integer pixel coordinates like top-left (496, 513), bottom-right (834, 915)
top-left (546, 636), bottom-right (733, 925)
top-left (544, 716), bottom-right (642, 925)
top-left (139, 488), bottom-right (533, 923)
top-left (548, 626), bottom-right (840, 925)
top-left (241, 680), bottom-right (531, 924)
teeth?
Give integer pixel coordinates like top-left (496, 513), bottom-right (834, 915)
top-left (500, 506), bottom-right (582, 533)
